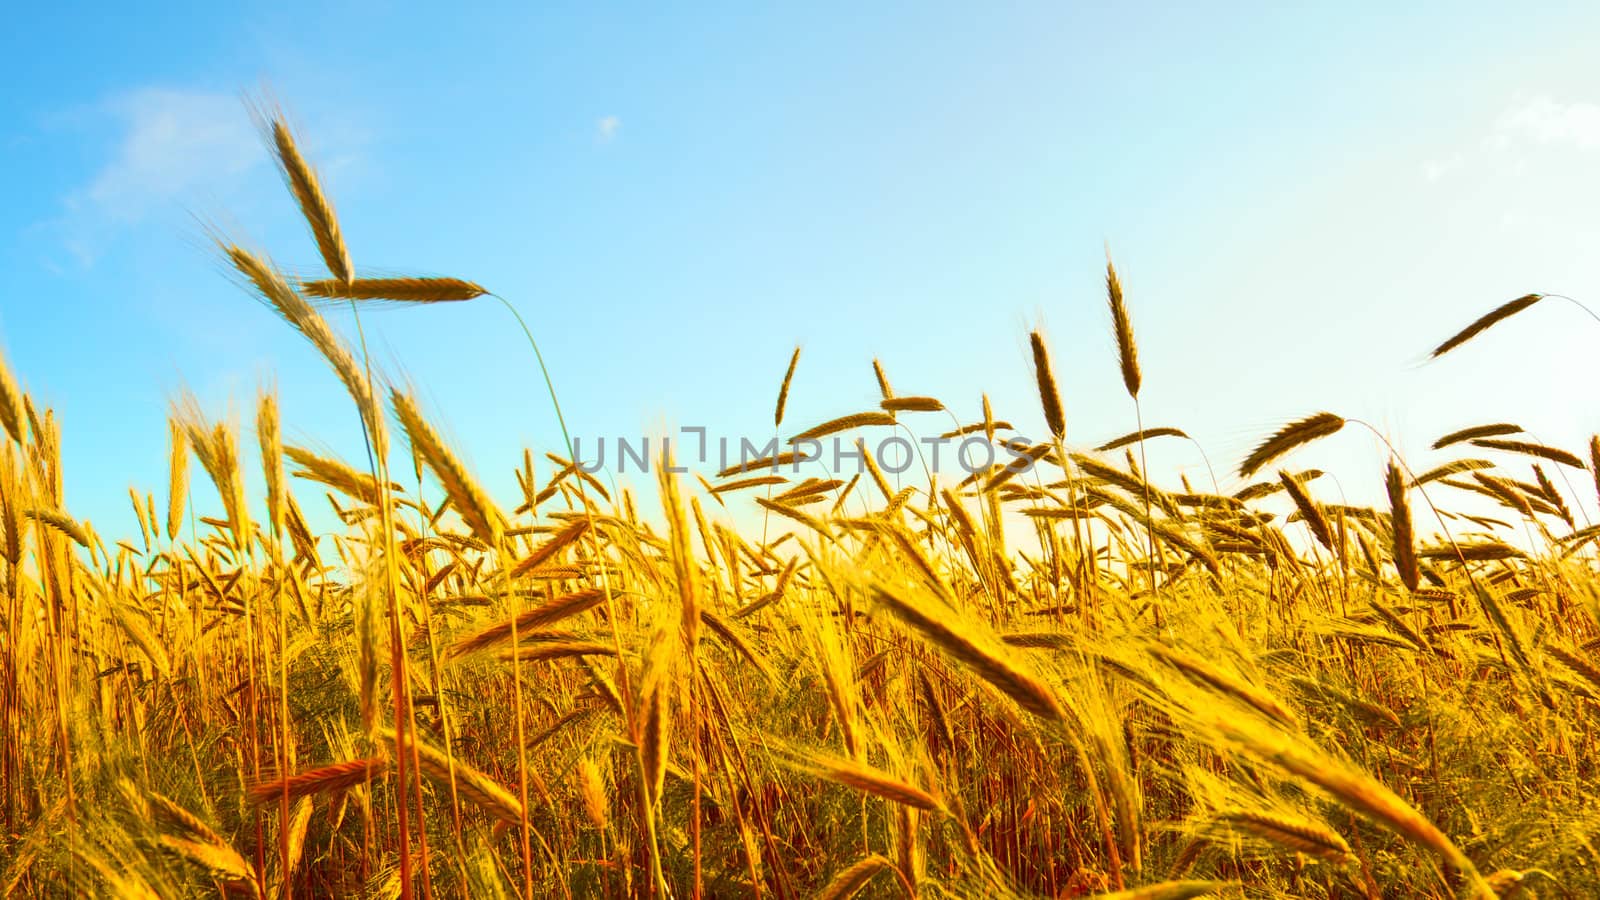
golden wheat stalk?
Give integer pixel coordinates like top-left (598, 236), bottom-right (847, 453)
top-left (1530, 464), bottom-right (1574, 526)
top-left (285, 445), bottom-right (394, 506)
top-left (1413, 458), bottom-right (1494, 486)
top-left (247, 756), bottom-right (390, 805)
top-left (1278, 469), bottom-right (1334, 551)
top-left (789, 411), bottom-right (898, 443)
top-left (1029, 330), bottom-right (1066, 439)
top-left (144, 790), bottom-right (225, 846)
top-left (710, 474), bottom-right (788, 494)
top-left (857, 437), bottom-right (895, 501)
top-left (755, 496), bottom-right (831, 536)
top-left (732, 556), bottom-right (799, 618)
top-left (1093, 880), bottom-right (1237, 899)
top-left (917, 668), bottom-right (955, 756)
top-left (1367, 600), bottom-right (1431, 654)
top-left (493, 640), bottom-right (616, 664)
top-left (157, 835), bottom-right (256, 886)
top-left (1547, 645), bottom-right (1600, 696)
top-left (1149, 644), bottom-right (1298, 729)
top-left (110, 604), bottom-right (171, 677)
top-left (0, 346), bottom-right (24, 446)
top-left (257, 391), bottom-right (285, 539)
top-left (392, 388), bottom-right (504, 545)
top-left (795, 751), bottom-right (940, 811)
top-left (1468, 437), bottom-right (1585, 469)
top-left (545, 451), bottom-right (612, 501)
top-left (577, 757), bottom-right (609, 831)
top-left (380, 728), bottom-right (525, 826)
top-left (0, 465), bottom-right (21, 571)
top-left (700, 609), bottom-right (777, 682)
top-left (300, 276), bottom-right (486, 302)
top-left (1418, 540), bottom-right (1523, 561)
top-left (1430, 293), bottom-right (1542, 358)
top-left (881, 396), bottom-right (944, 413)
top-left (657, 454), bottom-right (701, 649)
top-left (264, 114), bottom-right (354, 284)
top-left (1074, 455), bottom-right (1176, 515)
top-left (1105, 253), bottom-right (1141, 398)
top-left (508, 518), bottom-right (590, 577)
top-left (172, 396), bottom-right (253, 546)
top-left (25, 507), bottom-right (88, 548)
top-left (983, 442), bottom-right (1054, 493)
top-left (446, 588), bottom-right (607, 658)
top-left (871, 580), bottom-right (1064, 723)
top-left (284, 796), bottom-right (314, 886)
top-left (1471, 471), bottom-right (1537, 518)
top-left (1590, 435), bottom-right (1600, 508)
top-left (637, 626), bottom-right (675, 810)
top-left (872, 358), bottom-right (893, 401)
top-left (165, 418), bottom-right (188, 541)
top-left (717, 450), bottom-right (803, 478)
top-left (1096, 427), bottom-right (1188, 452)
top-left (775, 346), bottom-right (801, 428)
top-left (776, 478), bottom-right (843, 502)
top-left (224, 244), bottom-right (387, 458)
top-left (126, 486), bottom-right (151, 550)
top-left (1239, 412), bottom-right (1345, 478)
top-left (814, 854), bottom-right (892, 900)
top-left (1199, 703), bottom-right (1489, 893)
top-left (1385, 461), bottom-right (1420, 591)
top-left (1432, 422), bottom-right (1522, 449)
top-left (940, 419), bottom-right (1016, 439)
top-left (1214, 810), bottom-right (1351, 860)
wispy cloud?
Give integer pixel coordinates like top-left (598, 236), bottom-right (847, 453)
top-left (40, 88), bottom-right (265, 268)
top-left (1422, 95), bottom-right (1600, 183)
top-left (596, 114), bottom-right (622, 143)
top-left (1495, 96), bottom-right (1600, 150)
top-left (1421, 154), bottom-right (1464, 182)
top-left (81, 89), bottom-right (262, 222)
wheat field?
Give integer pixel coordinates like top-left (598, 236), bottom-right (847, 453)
top-left (0, 111), bottom-right (1595, 900)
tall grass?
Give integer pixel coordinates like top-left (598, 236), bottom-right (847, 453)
top-left (0, 112), bottom-right (1594, 900)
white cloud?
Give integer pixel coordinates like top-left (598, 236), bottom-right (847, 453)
top-left (78, 88), bottom-right (262, 224)
top-left (1421, 95), bottom-right (1600, 185)
top-left (37, 88), bottom-right (265, 268)
top-left (1496, 96), bottom-right (1600, 150)
top-left (596, 114), bottom-right (621, 143)
top-left (1421, 154), bottom-right (1464, 182)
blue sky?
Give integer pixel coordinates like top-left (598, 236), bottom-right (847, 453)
top-left (4, 2), bottom-right (1600, 537)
